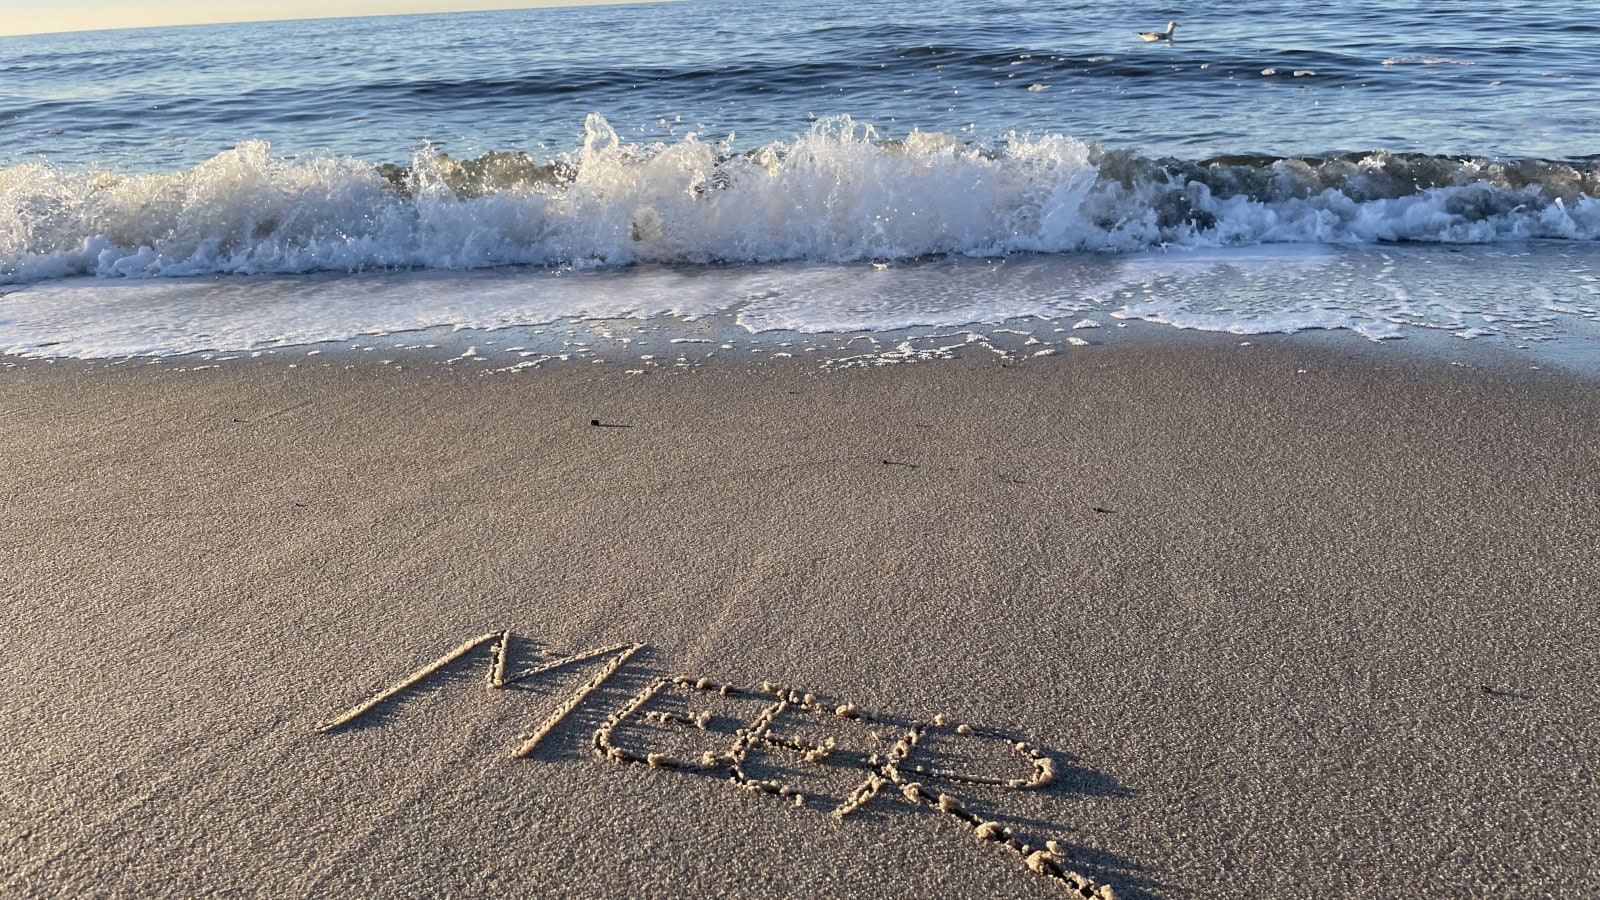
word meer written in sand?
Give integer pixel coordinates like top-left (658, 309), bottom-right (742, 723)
top-left (316, 631), bottom-right (1116, 899)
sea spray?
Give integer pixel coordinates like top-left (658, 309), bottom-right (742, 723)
top-left (4, 115), bottom-right (1597, 286)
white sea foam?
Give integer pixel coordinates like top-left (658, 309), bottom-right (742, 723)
top-left (4, 244), bottom-right (1598, 360)
top-left (1103, 244), bottom-right (1598, 346)
top-left (3, 115), bottom-right (1598, 287)
top-left (0, 116), bottom-right (1100, 281)
top-left (0, 267), bottom-right (730, 358)
top-left (1381, 56), bottom-right (1476, 67)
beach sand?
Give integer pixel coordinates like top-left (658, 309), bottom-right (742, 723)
top-left (3, 335), bottom-right (1597, 898)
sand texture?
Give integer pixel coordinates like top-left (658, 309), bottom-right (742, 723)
top-left (3, 336), bottom-right (1598, 898)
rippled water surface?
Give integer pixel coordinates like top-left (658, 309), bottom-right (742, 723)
top-left (5, 0), bottom-right (1598, 168)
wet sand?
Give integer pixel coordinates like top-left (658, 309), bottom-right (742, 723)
top-left (3, 336), bottom-right (1597, 898)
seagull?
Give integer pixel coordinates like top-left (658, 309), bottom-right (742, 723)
top-left (1138, 21), bottom-right (1177, 41)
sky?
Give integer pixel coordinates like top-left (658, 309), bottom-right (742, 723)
top-left (0, 0), bottom-right (670, 38)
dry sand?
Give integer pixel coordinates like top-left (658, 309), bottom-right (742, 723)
top-left (3, 335), bottom-right (1597, 898)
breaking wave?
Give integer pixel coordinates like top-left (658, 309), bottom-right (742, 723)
top-left (3, 114), bottom-right (1598, 284)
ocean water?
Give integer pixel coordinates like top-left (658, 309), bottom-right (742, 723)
top-left (2, 0), bottom-right (1598, 364)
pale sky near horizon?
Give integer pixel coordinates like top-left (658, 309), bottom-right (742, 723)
top-left (1, 0), bottom-right (673, 38)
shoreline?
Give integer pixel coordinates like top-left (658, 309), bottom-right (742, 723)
top-left (5, 338), bottom-right (1597, 897)
top-left (6, 310), bottom-right (1598, 381)
top-left (7, 241), bottom-right (1600, 377)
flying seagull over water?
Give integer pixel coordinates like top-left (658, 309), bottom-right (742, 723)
top-left (1139, 22), bottom-right (1177, 41)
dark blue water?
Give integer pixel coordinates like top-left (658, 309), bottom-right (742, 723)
top-left (4, 0), bottom-right (1598, 169)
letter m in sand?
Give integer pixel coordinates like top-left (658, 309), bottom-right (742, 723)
top-left (315, 631), bottom-right (642, 757)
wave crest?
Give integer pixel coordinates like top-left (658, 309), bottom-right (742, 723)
top-left (2, 114), bottom-right (1598, 283)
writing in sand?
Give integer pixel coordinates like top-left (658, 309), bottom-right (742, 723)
top-left (316, 631), bottom-right (1118, 898)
